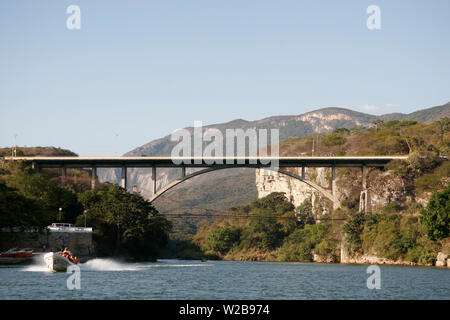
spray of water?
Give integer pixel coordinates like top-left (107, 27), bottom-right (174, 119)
top-left (81, 259), bottom-right (139, 271)
top-left (21, 255), bottom-right (213, 272)
top-left (21, 254), bottom-right (51, 272)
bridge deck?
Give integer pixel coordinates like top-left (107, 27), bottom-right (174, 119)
top-left (3, 156), bottom-right (409, 168)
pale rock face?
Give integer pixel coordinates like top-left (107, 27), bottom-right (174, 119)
top-left (437, 252), bottom-right (448, 261)
top-left (98, 167), bottom-right (172, 198)
top-left (341, 253), bottom-right (418, 266)
top-left (436, 252), bottom-right (448, 267)
top-left (297, 112), bottom-right (363, 132)
top-left (255, 166), bottom-right (416, 215)
top-left (368, 171), bottom-right (407, 209)
top-left (255, 167), bottom-right (347, 214)
top-left (312, 252), bottom-right (336, 263)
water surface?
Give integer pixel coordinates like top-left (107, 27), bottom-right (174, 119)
top-left (0, 257), bottom-right (448, 299)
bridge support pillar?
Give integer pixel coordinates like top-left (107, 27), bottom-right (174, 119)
top-left (359, 165), bottom-right (370, 213)
top-left (181, 167), bottom-right (186, 178)
top-left (121, 166), bottom-right (127, 189)
top-left (61, 167), bottom-right (66, 187)
top-left (331, 166), bottom-right (338, 210)
top-left (301, 166), bottom-right (305, 179)
top-left (91, 167), bottom-right (98, 190)
top-left (152, 166), bottom-right (156, 194)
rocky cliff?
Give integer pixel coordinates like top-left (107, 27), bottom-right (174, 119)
top-left (255, 165), bottom-right (420, 216)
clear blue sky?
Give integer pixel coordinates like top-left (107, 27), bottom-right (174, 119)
top-left (1, 0), bottom-right (449, 156)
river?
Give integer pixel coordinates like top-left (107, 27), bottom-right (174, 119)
top-left (0, 257), bottom-right (448, 299)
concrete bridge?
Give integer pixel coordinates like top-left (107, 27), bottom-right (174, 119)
top-left (4, 156), bottom-right (409, 211)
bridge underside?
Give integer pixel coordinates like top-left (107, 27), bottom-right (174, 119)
top-left (147, 165), bottom-right (340, 208)
top-left (8, 156), bottom-right (406, 168)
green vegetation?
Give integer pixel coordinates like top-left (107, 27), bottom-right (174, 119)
top-left (420, 185), bottom-right (450, 240)
top-left (0, 146), bottom-right (77, 157)
top-left (0, 161), bottom-right (83, 228)
top-left (186, 187), bottom-right (447, 265)
top-left (204, 226), bottom-right (240, 255)
top-left (0, 181), bottom-right (45, 228)
top-left (280, 118), bottom-right (450, 158)
top-left (190, 193), bottom-right (339, 262)
top-left (342, 207), bottom-right (441, 265)
top-left (78, 185), bottom-right (172, 260)
top-left (277, 221), bottom-right (338, 262)
top-left (322, 133), bottom-right (347, 147)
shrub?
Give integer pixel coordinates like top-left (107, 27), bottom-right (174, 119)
top-left (279, 241), bottom-right (313, 262)
top-left (343, 211), bottom-right (366, 252)
top-left (420, 184), bottom-right (450, 240)
top-left (295, 199), bottom-right (315, 228)
top-left (322, 133), bottom-right (347, 147)
top-left (203, 226), bottom-right (240, 255)
top-left (277, 221), bottom-right (335, 262)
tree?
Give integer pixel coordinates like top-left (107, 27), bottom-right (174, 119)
top-left (204, 226), bottom-right (240, 255)
top-left (420, 184), bottom-right (450, 240)
top-left (322, 133), bottom-right (347, 147)
top-left (435, 117), bottom-right (450, 145)
top-left (0, 181), bottom-right (46, 228)
top-left (78, 185), bottom-right (172, 260)
top-left (4, 170), bottom-right (83, 224)
top-left (295, 199), bottom-right (315, 228)
top-left (343, 211), bottom-right (366, 252)
top-left (371, 119), bottom-right (384, 131)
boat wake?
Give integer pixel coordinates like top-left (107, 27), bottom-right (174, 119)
top-left (81, 259), bottom-right (139, 271)
top-left (22, 254), bottom-right (50, 272)
top-left (22, 256), bottom-right (213, 272)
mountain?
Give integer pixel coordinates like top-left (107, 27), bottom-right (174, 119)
top-left (379, 102), bottom-right (450, 122)
top-left (99, 106), bottom-right (379, 197)
top-left (98, 102), bottom-right (449, 237)
top-left (125, 107), bottom-right (376, 158)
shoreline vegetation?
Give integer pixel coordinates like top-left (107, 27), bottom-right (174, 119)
top-left (1, 119), bottom-right (449, 267)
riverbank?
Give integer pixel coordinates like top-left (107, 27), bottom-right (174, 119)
top-left (171, 242), bottom-right (450, 268)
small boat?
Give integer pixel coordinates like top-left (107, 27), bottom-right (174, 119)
top-left (0, 248), bottom-right (33, 258)
top-left (44, 252), bottom-right (78, 272)
top-left (14, 248), bottom-right (34, 258)
top-left (0, 248), bottom-right (34, 265)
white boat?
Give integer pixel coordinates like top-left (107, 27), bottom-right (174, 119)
top-left (44, 252), bottom-right (77, 272)
top-left (47, 223), bottom-right (92, 233)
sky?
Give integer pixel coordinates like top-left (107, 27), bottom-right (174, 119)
top-left (0, 0), bottom-right (449, 156)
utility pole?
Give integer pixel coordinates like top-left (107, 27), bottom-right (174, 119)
top-left (13, 134), bottom-right (17, 157)
top-left (114, 133), bottom-right (119, 156)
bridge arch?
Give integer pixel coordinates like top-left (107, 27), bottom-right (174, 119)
top-left (148, 165), bottom-right (340, 208)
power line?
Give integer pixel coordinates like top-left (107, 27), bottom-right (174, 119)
top-left (134, 181), bottom-right (348, 221)
top-left (162, 213), bottom-right (347, 221)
